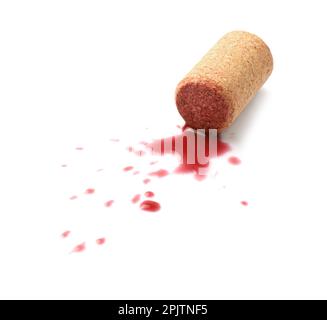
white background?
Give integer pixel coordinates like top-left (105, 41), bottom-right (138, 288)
top-left (0, 0), bottom-right (327, 300)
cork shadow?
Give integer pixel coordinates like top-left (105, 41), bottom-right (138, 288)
top-left (223, 89), bottom-right (269, 143)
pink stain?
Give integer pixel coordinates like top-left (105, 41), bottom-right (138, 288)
top-left (228, 156), bottom-right (241, 165)
top-left (144, 191), bottom-right (155, 198)
top-left (193, 172), bottom-right (207, 181)
top-left (241, 201), bottom-right (248, 206)
top-left (149, 169), bottom-right (169, 178)
top-left (71, 242), bottom-right (86, 253)
top-left (105, 200), bottom-right (114, 207)
top-left (62, 231), bottom-right (71, 238)
top-left (143, 178), bottom-right (151, 185)
top-left (132, 194), bottom-right (141, 204)
top-left (147, 131), bottom-right (231, 181)
top-left (133, 171), bottom-right (140, 175)
top-left (85, 188), bottom-right (95, 194)
top-left (96, 238), bottom-right (106, 245)
top-left (123, 166), bottom-right (134, 172)
top-left (140, 200), bottom-right (161, 212)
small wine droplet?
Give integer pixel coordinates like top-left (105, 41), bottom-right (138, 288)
top-left (96, 238), bottom-right (106, 245)
top-left (140, 200), bottom-right (161, 212)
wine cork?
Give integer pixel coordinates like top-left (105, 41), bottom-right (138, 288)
top-left (175, 31), bottom-right (273, 132)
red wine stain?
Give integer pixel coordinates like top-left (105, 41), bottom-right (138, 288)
top-left (140, 200), bottom-right (161, 212)
top-left (241, 201), bottom-right (248, 206)
top-left (149, 169), bottom-right (169, 178)
top-left (62, 231), bottom-right (71, 238)
top-left (144, 191), bottom-right (155, 198)
top-left (147, 131), bottom-right (231, 180)
top-left (123, 166), bottom-right (134, 172)
top-left (105, 200), bottom-right (114, 207)
top-left (132, 194), bottom-right (141, 204)
top-left (96, 238), bottom-right (106, 245)
top-left (63, 130), bottom-right (234, 251)
top-left (85, 188), bottom-right (95, 194)
top-left (69, 195), bottom-right (78, 200)
top-left (228, 156), bottom-right (241, 165)
top-left (71, 242), bottom-right (86, 253)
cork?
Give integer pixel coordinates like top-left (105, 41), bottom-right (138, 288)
top-left (175, 31), bottom-right (273, 132)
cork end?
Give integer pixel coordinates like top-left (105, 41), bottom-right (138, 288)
top-left (175, 78), bottom-right (231, 132)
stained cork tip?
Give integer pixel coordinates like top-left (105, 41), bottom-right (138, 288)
top-left (175, 31), bottom-right (273, 132)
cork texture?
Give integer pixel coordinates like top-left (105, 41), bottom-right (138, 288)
top-left (175, 31), bottom-right (273, 132)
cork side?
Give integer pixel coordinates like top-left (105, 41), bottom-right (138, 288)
top-left (214, 31), bottom-right (273, 122)
top-left (175, 77), bottom-right (233, 131)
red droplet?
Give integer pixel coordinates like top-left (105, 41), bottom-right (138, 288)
top-left (241, 201), bottom-right (248, 206)
top-left (69, 195), bottom-right (78, 200)
top-left (71, 242), bottom-right (86, 253)
top-left (123, 166), bottom-right (134, 172)
top-left (75, 147), bottom-right (84, 150)
top-left (96, 238), bottom-right (106, 245)
top-left (143, 179), bottom-right (151, 184)
top-left (149, 169), bottom-right (169, 178)
top-left (85, 188), bottom-right (95, 194)
top-left (140, 200), bottom-right (161, 212)
top-left (228, 156), bottom-right (241, 165)
top-left (132, 194), bottom-right (141, 204)
top-left (194, 173), bottom-right (207, 181)
top-left (144, 191), bottom-right (155, 198)
top-left (216, 140), bottom-right (231, 156)
top-left (105, 200), bottom-right (114, 207)
top-left (62, 231), bottom-right (71, 238)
